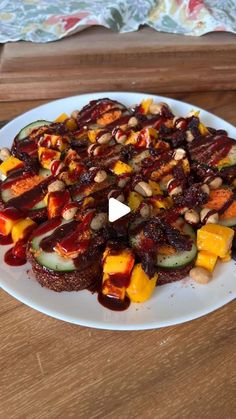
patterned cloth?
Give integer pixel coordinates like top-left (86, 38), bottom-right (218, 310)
top-left (0, 0), bottom-right (235, 43)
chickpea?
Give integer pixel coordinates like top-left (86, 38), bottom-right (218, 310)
top-left (48, 180), bottom-right (65, 193)
top-left (190, 267), bottom-right (212, 284)
top-left (0, 147), bottom-right (11, 161)
top-left (94, 170), bottom-right (107, 183)
top-left (134, 181), bottom-right (153, 197)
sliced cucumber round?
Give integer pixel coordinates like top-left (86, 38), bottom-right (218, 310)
top-left (156, 224), bottom-right (197, 268)
top-left (156, 243), bottom-right (197, 268)
top-left (31, 220), bottom-right (76, 272)
top-left (17, 120), bottom-right (51, 140)
top-left (39, 168), bottom-right (51, 178)
top-left (1, 171), bottom-right (49, 211)
top-left (1, 184), bottom-right (46, 211)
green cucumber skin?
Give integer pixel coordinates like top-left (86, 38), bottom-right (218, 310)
top-left (130, 221), bottom-right (197, 269)
top-left (18, 120), bottom-right (51, 140)
top-left (156, 243), bottom-right (197, 269)
top-left (31, 220), bottom-right (76, 272)
top-left (156, 223), bottom-right (197, 268)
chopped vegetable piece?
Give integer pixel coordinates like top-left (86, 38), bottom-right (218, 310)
top-left (127, 191), bottom-right (143, 211)
top-left (205, 189), bottom-right (236, 220)
top-left (54, 113), bottom-right (69, 123)
top-left (0, 156), bottom-right (23, 176)
top-left (103, 248), bottom-right (134, 276)
top-left (195, 250), bottom-right (218, 272)
top-left (12, 218), bottom-right (36, 243)
top-left (47, 190), bottom-right (70, 219)
top-left (38, 147), bottom-right (61, 169)
top-left (126, 264), bottom-right (157, 303)
top-left (197, 224), bottom-right (234, 258)
top-left (111, 161), bottom-right (133, 175)
top-left (0, 207), bottom-right (23, 236)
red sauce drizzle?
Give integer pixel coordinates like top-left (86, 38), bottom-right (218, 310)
top-left (18, 139), bottom-right (38, 156)
top-left (0, 234), bottom-right (13, 245)
top-left (40, 221), bottom-right (77, 252)
top-left (8, 177), bottom-right (52, 210)
top-left (4, 247), bottom-right (26, 266)
top-left (31, 217), bottom-right (61, 238)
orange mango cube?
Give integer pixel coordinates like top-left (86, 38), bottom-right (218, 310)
top-left (47, 190), bottom-right (70, 219)
top-left (0, 207), bottom-right (23, 236)
top-left (11, 218), bottom-right (36, 243)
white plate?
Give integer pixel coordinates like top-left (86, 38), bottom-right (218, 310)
top-left (0, 92), bottom-right (235, 330)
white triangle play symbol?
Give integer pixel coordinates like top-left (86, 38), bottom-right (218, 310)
top-left (108, 197), bottom-right (131, 222)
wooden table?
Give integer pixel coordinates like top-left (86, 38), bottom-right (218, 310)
top-left (0, 92), bottom-right (235, 419)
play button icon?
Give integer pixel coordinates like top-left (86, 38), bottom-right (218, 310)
top-left (108, 197), bottom-right (131, 222)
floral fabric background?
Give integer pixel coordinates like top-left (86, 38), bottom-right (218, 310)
top-left (0, 0), bottom-right (235, 43)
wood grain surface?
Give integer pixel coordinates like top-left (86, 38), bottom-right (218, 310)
top-left (0, 92), bottom-right (235, 419)
top-left (1, 28), bottom-right (236, 101)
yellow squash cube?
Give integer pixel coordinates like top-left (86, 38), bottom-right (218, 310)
top-left (0, 208), bottom-right (23, 236)
top-left (195, 250), bottom-right (218, 272)
top-left (125, 131), bottom-right (139, 145)
top-left (111, 160), bottom-right (133, 175)
top-left (103, 249), bottom-right (134, 276)
top-left (11, 218), bottom-right (36, 243)
top-left (197, 224), bottom-right (234, 258)
top-left (54, 113), bottom-right (69, 123)
top-left (126, 264), bottom-right (157, 303)
top-left (148, 180), bottom-right (162, 195)
top-left (198, 122), bottom-right (209, 136)
top-left (88, 129), bottom-right (101, 143)
top-left (149, 196), bottom-right (172, 210)
top-left (127, 191), bottom-right (143, 211)
top-left (140, 98), bottom-right (153, 114)
top-left (65, 118), bottom-right (78, 131)
top-left (0, 156), bottom-right (23, 176)
top-left (38, 147), bottom-right (61, 169)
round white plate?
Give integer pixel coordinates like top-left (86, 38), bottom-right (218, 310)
top-left (0, 92), bottom-right (235, 330)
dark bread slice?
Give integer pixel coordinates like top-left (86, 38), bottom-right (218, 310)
top-left (157, 261), bottom-right (194, 286)
top-left (27, 247), bottom-right (102, 292)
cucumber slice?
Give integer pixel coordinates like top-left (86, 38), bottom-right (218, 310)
top-left (1, 187), bottom-right (14, 203)
top-left (156, 242), bottom-right (197, 268)
top-left (1, 184), bottom-right (46, 211)
top-left (219, 216), bottom-right (236, 227)
top-left (129, 220), bottom-right (197, 269)
top-left (156, 224), bottom-right (197, 268)
top-left (1, 172), bottom-right (48, 211)
top-left (39, 168), bottom-right (51, 178)
top-left (31, 220), bottom-right (76, 272)
top-left (17, 120), bottom-right (51, 140)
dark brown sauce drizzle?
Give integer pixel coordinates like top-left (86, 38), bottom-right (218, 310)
top-left (8, 177), bottom-right (52, 210)
top-left (97, 293), bottom-right (130, 311)
top-left (0, 234), bottom-right (13, 245)
top-left (40, 221), bottom-right (77, 252)
top-left (218, 193), bottom-right (236, 216)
